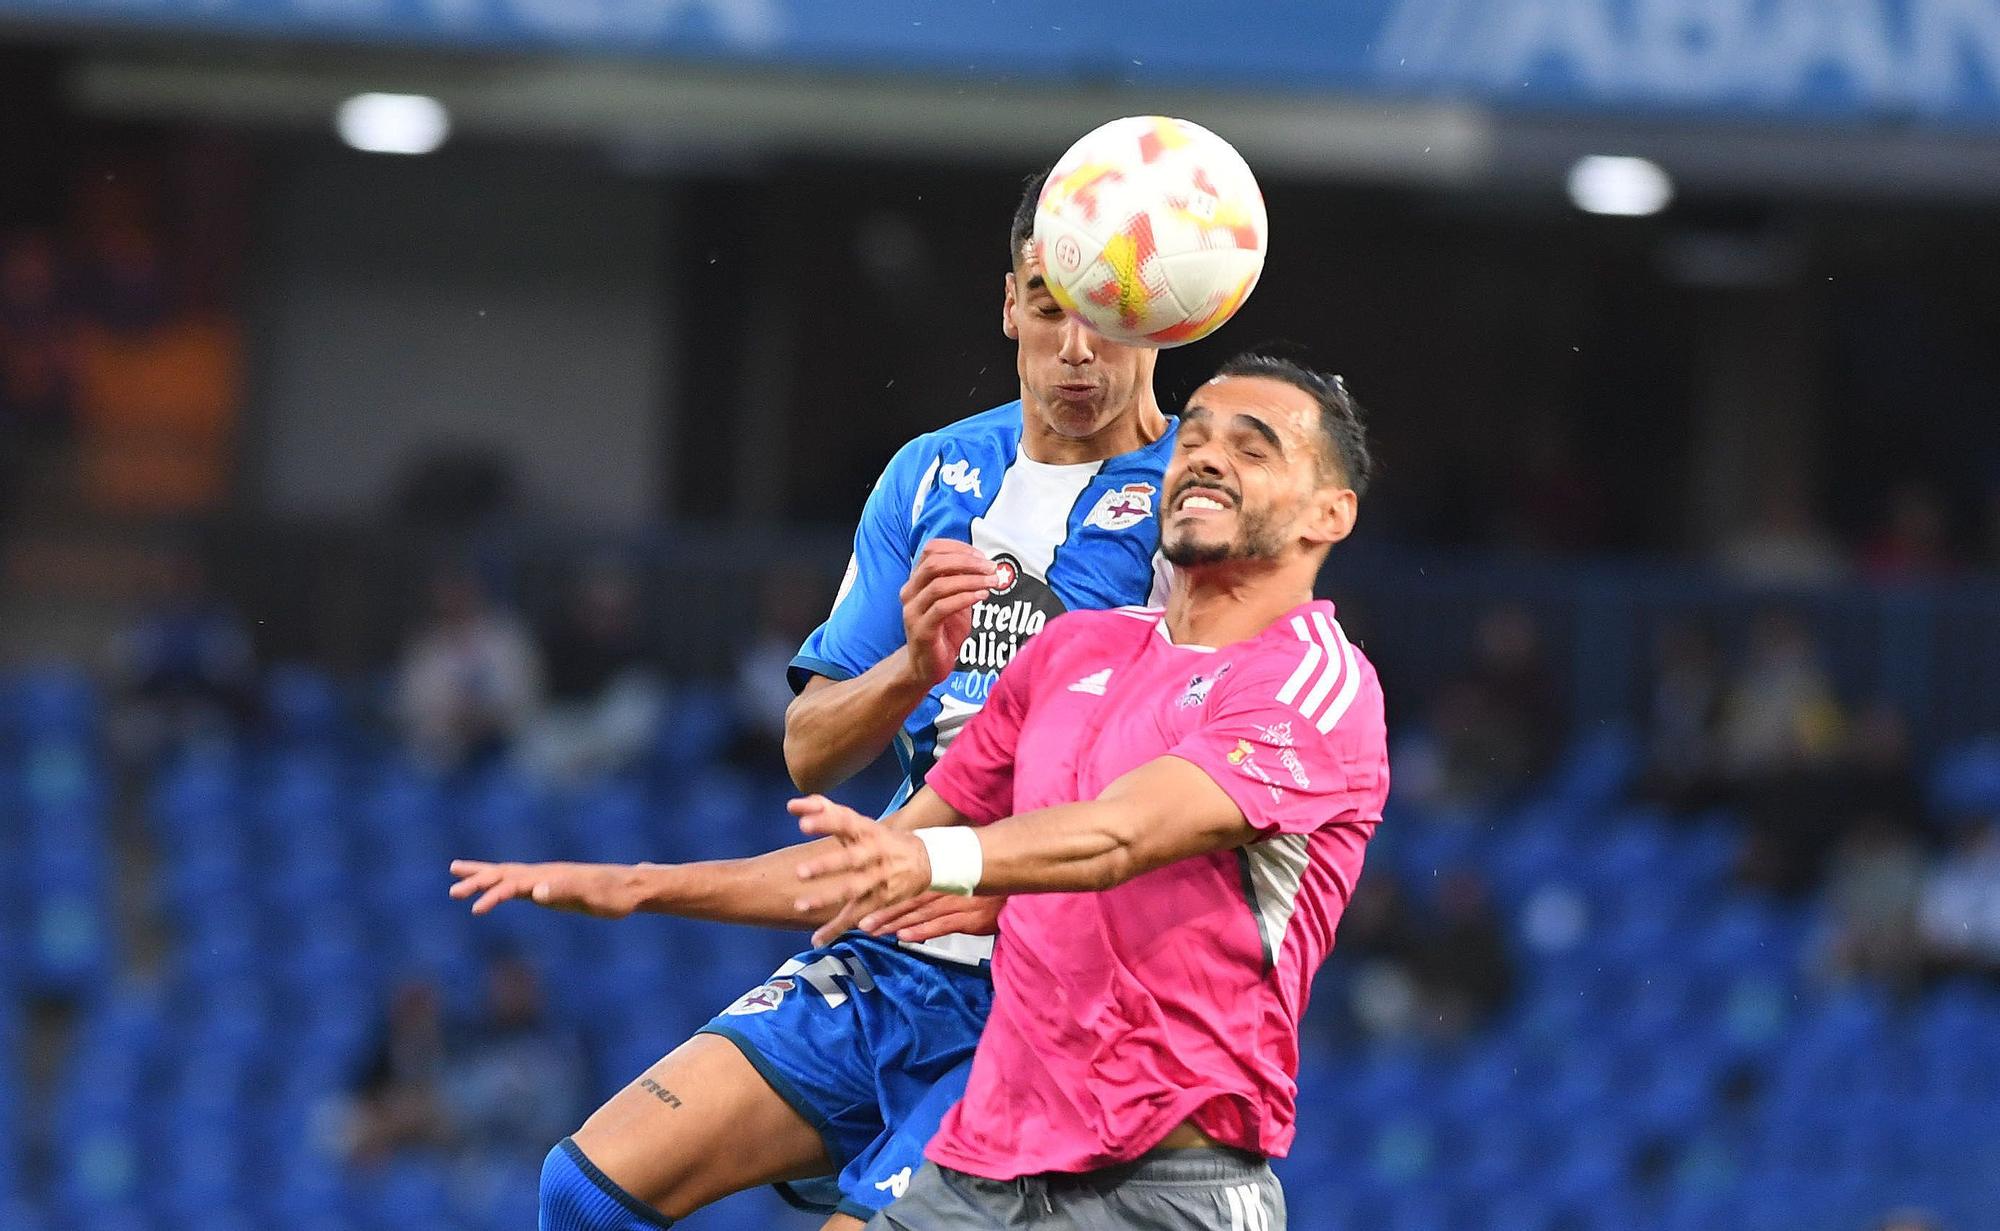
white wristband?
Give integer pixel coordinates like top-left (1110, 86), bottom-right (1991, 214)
top-left (914, 826), bottom-right (984, 896)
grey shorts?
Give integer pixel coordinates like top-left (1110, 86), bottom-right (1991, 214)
top-left (865, 1149), bottom-right (1285, 1231)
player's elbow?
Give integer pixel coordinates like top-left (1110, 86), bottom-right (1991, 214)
top-left (782, 730), bottom-right (835, 794)
top-left (1085, 810), bottom-right (1146, 891)
top-left (1089, 846), bottom-right (1138, 892)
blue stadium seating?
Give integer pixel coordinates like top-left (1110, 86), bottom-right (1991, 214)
top-left (4, 674), bottom-right (1997, 1231)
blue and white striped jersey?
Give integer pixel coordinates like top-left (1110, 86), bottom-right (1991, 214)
top-left (789, 401), bottom-right (1176, 961)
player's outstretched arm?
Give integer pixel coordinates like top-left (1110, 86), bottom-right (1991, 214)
top-left (784, 540), bottom-right (999, 793)
top-left (794, 758), bottom-right (1254, 944)
top-left (448, 787), bottom-right (972, 929)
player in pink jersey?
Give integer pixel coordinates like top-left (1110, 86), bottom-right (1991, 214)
top-left (786, 354), bottom-right (1388, 1231)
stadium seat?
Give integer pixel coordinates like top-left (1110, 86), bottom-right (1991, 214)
top-left (1929, 735), bottom-right (2000, 821)
top-left (263, 663), bottom-right (346, 744)
top-left (8, 666), bottom-right (99, 741)
top-left (650, 685), bottom-right (738, 772)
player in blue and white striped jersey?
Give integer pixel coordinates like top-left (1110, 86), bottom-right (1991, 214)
top-left (463, 171), bottom-right (1185, 1231)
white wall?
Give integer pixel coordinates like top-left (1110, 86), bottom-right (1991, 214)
top-left (252, 148), bottom-right (668, 527)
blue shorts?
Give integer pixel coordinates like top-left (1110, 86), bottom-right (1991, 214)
top-left (696, 934), bottom-right (991, 1221)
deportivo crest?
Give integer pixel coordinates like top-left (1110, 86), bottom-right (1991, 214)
top-left (722, 977), bottom-right (795, 1016)
top-left (1178, 662), bottom-right (1231, 708)
top-left (1084, 482), bottom-right (1156, 531)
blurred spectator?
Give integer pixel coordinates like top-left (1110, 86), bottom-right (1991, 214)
top-left (0, 228), bottom-right (74, 429)
top-left (1860, 481), bottom-right (1958, 581)
top-left (730, 568), bottom-right (831, 773)
top-left (1425, 605), bottom-right (1562, 805)
top-left (0, 229), bottom-right (77, 519)
top-left (1341, 873), bottom-right (1514, 1042)
top-left (71, 166), bottom-right (172, 333)
top-left (1408, 870), bottom-right (1516, 1038)
top-left (1341, 876), bottom-right (1427, 1040)
top-left (1340, 875), bottom-right (1423, 960)
top-left (395, 566), bottom-right (542, 772)
top-left (439, 956), bottom-right (585, 1161)
top-left (343, 980), bottom-right (450, 1166)
top-left (1722, 611), bottom-right (1847, 893)
top-left (105, 543), bottom-right (256, 762)
top-left (1821, 817), bottom-right (1927, 992)
top-left (1836, 706), bottom-right (1928, 841)
top-left (1917, 822), bottom-right (2000, 978)
top-left (1636, 622), bottom-right (1726, 813)
top-left (1717, 479), bottom-right (1847, 587)
top-left (525, 559), bottom-right (665, 781)
top-left (1718, 610), bottom-right (1844, 781)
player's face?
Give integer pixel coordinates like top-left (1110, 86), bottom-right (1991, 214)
top-left (1161, 375), bottom-right (1356, 568)
top-left (1004, 248), bottom-right (1156, 440)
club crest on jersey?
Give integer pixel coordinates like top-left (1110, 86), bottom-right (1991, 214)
top-left (1179, 663), bottom-right (1231, 708)
top-left (1084, 482), bottom-right (1156, 531)
top-left (722, 977), bottom-right (795, 1016)
top-left (1228, 739), bottom-right (1285, 803)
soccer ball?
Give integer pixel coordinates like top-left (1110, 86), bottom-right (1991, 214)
top-left (1034, 116), bottom-right (1268, 348)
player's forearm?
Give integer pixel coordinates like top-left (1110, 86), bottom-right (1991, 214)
top-left (630, 841), bottom-right (845, 928)
top-left (783, 657), bottom-right (934, 792)
top-left (954, 799), bottom-right (1157, 894)
top-left (632, 793), bottom-right (960, 926)
top-left (957, 764), bottom-right (1257, 894)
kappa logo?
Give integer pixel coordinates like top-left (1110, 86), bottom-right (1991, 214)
top-left (1068, 668), bottom-right (1113, 695)
top-left (1084, 482), bottom-right (1157, 531)
top-left (873, 1167), bottom-right (913, 1199)
top-left (940, 460), bottom-right (983, 498)
top-left (722, 977), bottom-right (795, 1016)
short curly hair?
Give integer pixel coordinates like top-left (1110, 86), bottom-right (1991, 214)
top-left (1212, 353), bottom-right (1377, 500)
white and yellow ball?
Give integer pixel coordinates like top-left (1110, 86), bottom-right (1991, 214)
top-left (1034, 116), bottom-right (1268, 348)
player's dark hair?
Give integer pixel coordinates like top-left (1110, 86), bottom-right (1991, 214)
top-left (1213, 353), bottom-right (1376, 500)
top-left (1009, 167), bottom-right (1049, 267)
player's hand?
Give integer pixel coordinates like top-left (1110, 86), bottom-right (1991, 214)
top-left (858, 892), bottom-right (1004, 943)
top-left (790, 795), bottom-right (936, 945)
top-left (447, 859), bottom-right (644, 919)
top-left (901, 539), bottom-right (1001, 688)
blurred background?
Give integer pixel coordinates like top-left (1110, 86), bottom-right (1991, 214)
top-left (2, 3), bottom-right (2000, 1230)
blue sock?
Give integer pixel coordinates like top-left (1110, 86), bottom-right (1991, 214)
top-left (540, 1137), bottom-right (677, 1231)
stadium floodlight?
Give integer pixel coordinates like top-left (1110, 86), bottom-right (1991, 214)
top-left (336, 93), bottom-right (451, 155)
top-left (1566, 155), bottom-right (1674, 217)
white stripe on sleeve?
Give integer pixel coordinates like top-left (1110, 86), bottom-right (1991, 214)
top-left (1297, 611), bottom-right (1350, 720)
top-left (1316, 618), bottom-right (1365, 734)
top-left (1274, 618), bottom-right (1323, 706)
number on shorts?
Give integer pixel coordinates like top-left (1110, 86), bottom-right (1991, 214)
top-left (774, 954), bottom-right (876, 1008)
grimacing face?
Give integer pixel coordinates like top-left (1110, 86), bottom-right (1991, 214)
top-left (1160, 375), bottom-right (1355, 568)
top-left (1003, 247), bottom-right (1157, 441)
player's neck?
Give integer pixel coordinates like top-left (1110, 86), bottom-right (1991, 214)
top-left (1018, 392), bottom-right (1169, 465)
top-left (1164, 562), bottom-right (1317, 649)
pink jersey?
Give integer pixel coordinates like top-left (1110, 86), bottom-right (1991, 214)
top-left (923, 599), bottom-right (1389, 1179)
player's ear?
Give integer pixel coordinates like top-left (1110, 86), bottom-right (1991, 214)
top-left (1305, 485), bottom-right (1358, 548)
top-left (1001, 272), bottom-right (1021, 341)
